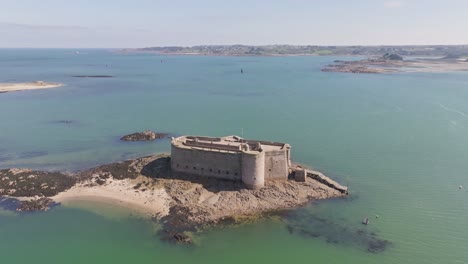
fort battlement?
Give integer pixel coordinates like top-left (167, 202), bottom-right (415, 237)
top-left (170, 135), bottom-right (291, 189)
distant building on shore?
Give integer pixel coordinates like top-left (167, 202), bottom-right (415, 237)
top-left (170, 135), bottom-right (291, 189)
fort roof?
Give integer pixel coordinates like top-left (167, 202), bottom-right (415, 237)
top-left (171, 135), bottom-right (289, 154)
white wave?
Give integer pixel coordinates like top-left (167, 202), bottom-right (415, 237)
top-left (438, 103), bottom-right (468, 120)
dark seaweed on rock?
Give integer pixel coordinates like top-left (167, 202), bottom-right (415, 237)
top-left (0, 169), bottom-right (77, 197)
top-left (120, 130), bottom-right (167, 142)
top-left (80, 160), bottom-right (139, 180)
top-left (17, 198), bottom-right (58, 212)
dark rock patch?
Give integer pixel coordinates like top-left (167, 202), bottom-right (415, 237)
top-left (54, 120), bottom-right (75, 124)
top-left (140, 156), bottom-right (172, 177)
top-left (120, 130), bottom-right (168, 142)
top-left (71, 75), bottom-right (114, 78)
top-left (157, 205), bottom-right (197, 245)
top-left (80, 160), bottom-right (139, 180)
top-left (284, 211), bottom-right (391, 254)
top-left (159, 231), bottom-right (194, 245)
top-left (17, 151), bottom-right (48, 159)
top-left (17, 198), bottom-right (58, 212)
top-left (0, 168), bottom-right (77, 197)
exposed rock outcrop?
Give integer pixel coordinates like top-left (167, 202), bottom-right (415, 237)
top-left (0, 168), bottom-right (77, 197)
top-left (71, 75), bottom-right (114, 78)
top-left (120, 130), bottom-right (167, 142)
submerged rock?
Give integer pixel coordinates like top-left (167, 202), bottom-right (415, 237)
top-left (362, 217), bottom-right (369, 225)
top-left (56, 120), bottom-right (74, 124)
top-left (173, 233), bottom-right (192, 244)
top-left (120, 130), bottom-right (167, 142)
top-left (71, 75), bottom-right (114, 78)
top-left (284, 210), bottom-right (390, 254)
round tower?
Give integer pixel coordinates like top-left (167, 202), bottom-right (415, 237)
top-left (241, 150), bottom-right (265, 190)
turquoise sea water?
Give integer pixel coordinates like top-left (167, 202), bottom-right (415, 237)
top-left (1, 49), bottom-right (467, 263)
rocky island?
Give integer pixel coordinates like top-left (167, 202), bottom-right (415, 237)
top-left (0, 135), bottom-right (348, 244)
top-left (322, 53), bottom-right (468, 74)
top-left (120, 130), bottom-right (167, 142)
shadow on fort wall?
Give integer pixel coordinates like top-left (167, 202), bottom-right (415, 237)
top-left (140, 156), bottom-right (245, 193)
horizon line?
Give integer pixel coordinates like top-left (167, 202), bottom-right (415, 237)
top-left (1, 43), bottom-right (468, 49)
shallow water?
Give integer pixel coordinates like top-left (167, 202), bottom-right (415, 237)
top-left (1, 49), bottom-right (468, 263)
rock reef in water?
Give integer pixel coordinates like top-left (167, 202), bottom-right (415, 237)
top-left (284, 211), bottom-right (391, 254)
top-left (120, 130), bottom-right (167, 142)
top-left (71, 75), bottom-right (114, 78)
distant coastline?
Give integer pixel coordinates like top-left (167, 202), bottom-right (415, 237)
top-left (322, 53), bottom-right (468, 74)
top-left (123, 44), bottom-right (468, 58)
top-left (0, 81), bottom-right (63, 93)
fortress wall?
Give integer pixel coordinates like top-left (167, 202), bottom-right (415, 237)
top-left (186, 136), bottom-right (221, 142)
top-left (171, 145), bottom-right (242, 181)
top-left (241, 151), bottom-right (265, 189)
top-left (184, 141), bottom-right (241, 152)
top-left (243, 139), bottom-right (286, 147)
top-left (264, 150), bottom-right (289, 180)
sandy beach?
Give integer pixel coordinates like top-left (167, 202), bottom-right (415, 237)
top-left (52, 176), bottom-right (172, 218)
top-left (0, 81), bottom-right (64, 93)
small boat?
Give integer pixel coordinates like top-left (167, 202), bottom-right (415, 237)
top-left (362, 217), bottom-right (369, 225)
top-left (241, 68), bottom-right (244, 74)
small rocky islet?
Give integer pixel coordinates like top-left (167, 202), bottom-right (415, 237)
top-left (322, 53), bottom-right (468, 74)
top-left (71, 75), bottom-right (115, 78)
top-left (120, 130), bottom-right (168, 142)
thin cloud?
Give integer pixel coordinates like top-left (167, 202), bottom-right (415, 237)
top-left (384, 1), bottom-right (403, 8)
top-left (0, 22), bottom-right (87, 31)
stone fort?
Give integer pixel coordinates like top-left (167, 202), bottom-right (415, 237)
top-left (170, 135), bottom-right (291, 189)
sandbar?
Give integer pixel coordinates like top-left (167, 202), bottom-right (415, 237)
top-left (0, 81), bottom-right (64, 93)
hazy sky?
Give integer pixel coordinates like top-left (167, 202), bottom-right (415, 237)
top-left (0, 0), bottom-right (467, 48)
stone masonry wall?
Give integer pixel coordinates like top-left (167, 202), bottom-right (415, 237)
top-left (264, 150), bottom-right (289, 180)
top-left (171, 145), bottom-right (242, 181)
